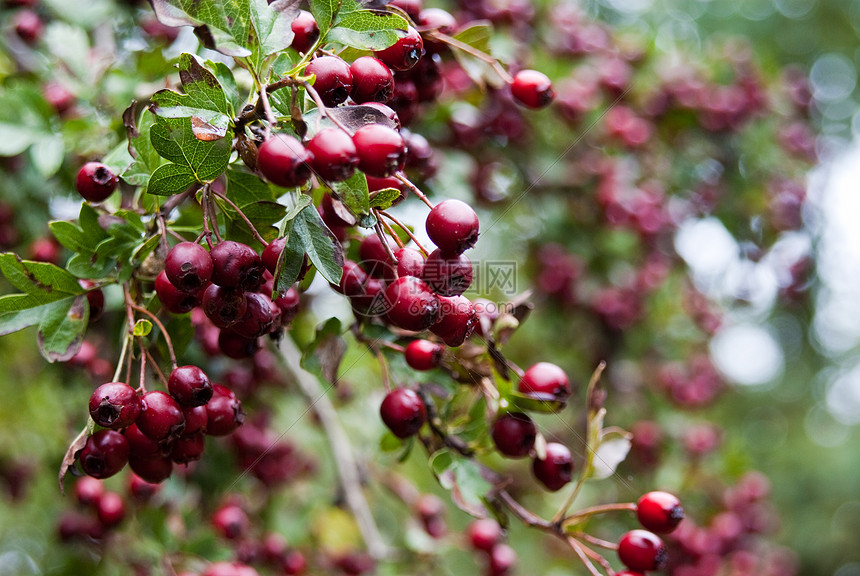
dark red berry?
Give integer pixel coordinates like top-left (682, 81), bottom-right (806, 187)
top-left (351, 277), bottom-right (386, 318)
top-left (155, 271), bottom-right (200, 314)
top-left (380, 388), bottom-right (426, 438)
top-left (137, 391), bottom-right (185, 442)
top-left (491, 412), bottom-right (536, 458)
top-left (290, 10), bottom-right (320, 54)
top-left (75, 162), bottom-right (118, 203)
top-left (96, 491), bottom-right (125, 527)
top-left (206, 385), bottom-right (245, 436)
top-left (89, 381), bottom-right (142, 429)
top-left (359, 233), bottom-right (397, 278)
top-left (257, 134), bottom-right (314, 188)
top-left (171, 434), bottom-right (206, 463)
top-left (349, 56), bottom-right (395, 104)
top-left (79, 430), bottom-right (129, 479)
top-left (511, 69), bottom-right (555, 109)
top-left (209, 240), bottom-right (265, 290)
top-left (128, 473), bottom-right (161, 501)
top-left (13, 9), bottom-right (43, 43)
top-left (307, 56), bottom-right (354, 107)
top-left (74, 476), bottom-right (105, 508)
top-left (307, 127), bottom-right (359, 181)
top-left (467, 518), bottom-right (503, 552)
top-left (123, 424), bottom-right (163, 458)
top-left (181, 404), bottom-right (208, 436)
top-left (518, 362), bottom-right (571, 401)
top-left (384, 276), bottom-right (440, 331)
top-left (404, 339), bottom-right (442, 371)
top-left (333, 260), bottom-right (368, 296)
top-left (232, 292), bottom-right (277, 339)
top-left (84, 285), bottom-right (105, 322)
top-left (212, 503), bottom-right (250, 540)
top-left (128, 453), bottom-right (173, 484)
top-left (168, 365), bottom-right (213, 407)
top-left (617, 530), bottom-right (667, 572)
top-left (418, 8), bottom-right (457, 34)
top-left (274, 286), bottom-right (300, 324)
top-left (389, 0), bottom-right (422, 19)
top-left (218, 329), bottom-right (261, 359)
top-left (532, 442), bottom-right (573, 491)
top-left (375, 26), bottom-right (424, 72)
top-left (43, 82), bottom-right (76, 115)
top-left (201, 562), bottom-right (260, 576)
top-left (422, 249), bottom-right (472, 296)
top-left (425, 199), bottom-right (479, 255)
top-left (488, 543), bottom-right (517, 575)
top-left (430, 294), bottom-right (477, 347)
top-left (353, 124), bottom-right (407, 177)
top-left (165, 242), bottom-right (213, 293)
top-left (203, 284), bottom-right (248, 328)
top-left (395, 247), bottom-right (425, 277)
top-left (28, 237), bottom-right (60, 264)
top-left (261, 237), bottom-right (285, 274)
top-left (636, 491), bottom-right (684, 534)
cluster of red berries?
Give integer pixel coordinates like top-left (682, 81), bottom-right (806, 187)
top-left (467, 518), bottom-right (517, 576)
top-left (616, 492), bottom-right (685, 574)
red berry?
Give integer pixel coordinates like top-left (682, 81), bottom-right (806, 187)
top-left (636, 491), bottom-right (684, 534)
top-left (123, 424), bottom-right (163, 459)
top-left (404, 339), bottom-right (442, 371)
top-left (332, 260), bottom-right (368, 296)
top-left (466, 518), bottom-right (503, 552)
top-left (425, 199), bottom-right (479, 255)
top-left (306, 56), bottom-right (354, 107)
top-left (430, 295), bottom-right (477, 347)
top-left (375, 26), bottom-right (424, 72)
top-left (349, 57), bottom-right (395, 104)
top-left (257, 134), bottom-right (314, 188)
top-left (74, 476), bottom-right (105, 508)
top-left (165, 242), bottom-right (213, 293)
top-left (418, 8), bottom-right (457, 34)
top-left (307, 127), bottom-right (359, 181)
top-left (359, 233), bottom-right (397, 278)
top-left (79, 430), bottom-right (129, 479)
top-left (168, 365), bottom-right (213, 407)
top-left (421, 249), bottom-right (473, 296)
top-left (206, 385), bottom-right (245, 436)
top-left (380, 388), bottom-right (426, 438)
top-left (394, 247), bottom-right (425, 277)
top-left (171, 434), bottom-right (206, 463)
top-left (384, 276), bottom-right (440, 331)
top-left (617, 530), bottom-right (667, 572)
top-left (128, 453), bottom-right (173, 484)
top-left (89, 381), bottom-right (142, 429)
top-left (261, 237), bottom-right (285, 274)
top-left (155, 271), bottom-right (200, 314)
top-left (13, 9), bottom-right (43, 43)
top-left (85, 286), bottom-right (105, 321)
top-left (218, 329), bottom-right (261, 359)
top-left (43, 82), bottom-right (76, 115)
top-left (488, 543), bottom-right (517, 575)
top-left (181, 404), bottom-right (209, 436)
top-left (274, 286), bottom-right (300, 324)
top-left (491, 412), bottom-right (536, 458)
top-left (75, 162), bottom-right (118, 203)
top-left (202, 284), bottom-right (248, 328)
top-left (201, 562), bottom-right (260, 576)
top-left (290, 10), bottom-right (320, 54)
top-left (532, 442), bottom-right (573, 491)
top-left (353, 124), bottom-right (407, 178)
top-left (231, 292), bottom-right (277, 338)
top-left (209, 240), bottom-right (265, 289)
top-left (137, 391), bottom-right (186, 442)
top-left (518, 362), bottom-right (571, 401)
top-left (96, 491), bottom-right (125, 527)
top-left (212, 503), bottom-right (250, 540)
top-left (389, 0), bottom-right (422, 20)
top-left (128, 473), bottom-right (162, 501)
top-left (511, 69), bottom-right (555, 109)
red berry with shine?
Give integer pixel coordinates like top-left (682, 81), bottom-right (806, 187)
top-left (375, 26), bottom-right (424, 72)
top-left (290, 10), bottom-right (319, 54)
top-left (488, 543), bottom-right (517, 575)
top-left (395, 247), bottom-right (425, 277)
top-left (137, 391), bottom-right (185, 442)
top-left (206, 385), bottom-right (245, 436)
top-left (380, 388), bottom-right (427, 438)
top-left (425, 199), bottom-right (479, 255)
top-left (261, 237), bottom-right (285, 274)
top-left (307, 127), bottom-right (359, 181)
top-left (96, 491), bottom-right (125, 527)
top-left (430, 295), bottom-right (477, 347)
top-left (231, 292), bottom-right (277, 339)
top-left (491, 412), bottom-right (536, 458)
top-left (209, 240), bottom-right (265, 290)
top-left (350, 56), bottom-right (395, 104)
top-left (74, 476), bottom-right (105, 508)
top-left (155, 271), bottom-right (200, 314)
top-left (79, 430), bottom-right (129, 479)
top-left (128, 454), bottom-right (173, 484)
top-left (306, 56), bottom-right (353, 107)
top-left (353, 124), bottom-right (407, 178)
top-left (165, 242), bottom-right (213, 293)
top-left (212, 502), bottom-right (250, 540)
top-left (171, 434), bottom-right (206, 463)
top-left (88, 381), bottom-right (142, 429)
top-left (389, 0), bottom-right (422, 19)
top-left (13, 9), bottom-right (43, 43)
top-left (404, 339), bottom-right (442, 371)
top-left (257, 134), bottom-right (314, 188)
top-left (637, 491), bottom-right (685, 534)
top-left (181, 404), bottom-right (209, 436)
top-left (123, 424), bottom-right (163, 458)
top-left (518, 362), bottom-right (571, 401)
top-left (168, 365), bottom-right (213, 407)
top-left (421, 249), bottom-right (473, 296)
top-left (617, 530), bottom-right (668, 572)
top-left (359, 233), bottom-right (397, 278)
top-left (511, 69), bottom-right (555, 109)
top-left (218, 330), bottom-right (261, 359)
top-left (532, 442), bottom-right (573, 491)
top-left (466, 518), bottom-right (503, 552)
top-left (75, 162), bottom-right (118, 203)
top-left (384, 276), bottom-right (440, 331)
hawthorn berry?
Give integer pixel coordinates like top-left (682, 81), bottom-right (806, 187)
top-left (384, 276), bottom-right (440, 331)
top-left (79, 430), bottom-right (130, 479)
top-left (137, 391), bottom-right (186, 442)
top-left (261, 237), bottom-right (285, 275)
top-left (201, 562), bottom-right (260, 576)
top-left (88, 381), bottom-right (142, 429)
top-left (231, 292), bottom-right (277, 339)
top-left (418, 8), bottom-right (457, 34)
top-left (358, 233), bottom-right (397, 278)
top-left (274, 286), bottom-right (300, 324)
top-left (395, 247), bottom-right (425, 277)
top-left (306, 56), bottom-right (353, 107)
top-left (425, 199), bottom-right (479, 255)
top-left (349, 56), bottom-right (395, 104)
top-left (488, 543), bottom-right (517, 575)
top-left (306, 127), bottom-right (360, 181)
top-left (128, 453), bottom-right (173, 484)
top-left (491, 412), bottom-right (536, 458)
top-left (617, 530), bottom-right (667, 572)
top-left (181, 404), bottom-right (209, 436)
top-left (13, 9), bottom-right (43, 43)
top-left (206, 385), bottom-right (245, 436)
top-left (75, 162), bottom-right (118, 203)
top-left (422, 249), bottom-right (473, 296)
top-left (375, 26), bottom-right (424, 72)
top-left (389, 0), bottom-right (422, 19)
top-left (531, 442), bottom-right (573, 491)
top-left (290, 10), bottom-right (319, 53)
top-left (352, 124), bottom-right (407, 178)
top-left (96, 491), bottom-right (125, 527)
top-left (209, 240), bottom-right (265, 290)
top-left (510, 69), bottom-right (555, 109)
top-left (380, 388), bottom-right (427, 438)
top-left (123, 423), bottom-right (163, 459)
top-left (171, 434), bottom-right (206, 464)
top-left (333, 260), bottom-right (368, 296)
top-left (168, 365), bottom-right (213, 407)
top-left (155, 271), bottom-right (200, 314)
top-left (518, 362), bottom-right (571, 401)
top-left (257, 134), bottom-right (314, 189)
top-left (212, 502), bottom-right (250, 540)
top-left (165, 242), bottom-right (213, 293)
top-left (467, 518), bottom-right (503, 552)
top-left (404, 339), bottom-right (442, 371)
top-left (430, 295), bottom-right (477, 347)
top-left (84, 284), bottom-right (105, 322)
top-left (43, 82), bottom-right (76, 115)
top-left (218, 329), bottom-right (261, 359)
top-left (636, 491), bottom-right (685, 534)
top-left (202, 284), bottom-right (248, 329)
top-left (74, 476), bottom-right (105, 508)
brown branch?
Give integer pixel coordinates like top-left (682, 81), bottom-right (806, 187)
top-left (377, 210), bottom-right (430, 256)
top-left (394, 173), bottom-right (434, 209)
top-left (211, 189), bottom-right (270, 247)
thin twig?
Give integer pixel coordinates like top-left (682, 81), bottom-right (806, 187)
top-left (374, 221), bottom-right (399, 265)
top-left (561, 502), bottom-right (637, 528)
top-left (137, 340), bottom-right (148, 393)
top-left (569, 532), bottom-right (618, 551)
top-left (394, 173), bottom-right (434, 209)
top-left (258, 86), bottom-right (276, 139)
top-left (143, 346), bottom-right (170, 388)
top-left (376, 211), bottom-right (405, 250)
top-left (567, 537), bottom-right (607, 576)
top-left (377, 210), bottom-right (430, 256)
top-left (112, 334), bottom-right (131, 383)
top-left (301, 80), bottom-right (353, 136)
top-left (498, 490), bottom-right (554, 533)
top-left (424, 31), bottom-right (514, 84)
top-left (129, 303), bottom-right (178, 370)
top-left (211, 189), bottom-right (270, 247)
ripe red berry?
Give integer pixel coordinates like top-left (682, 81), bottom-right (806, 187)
top-left (466, 518), bottom-right (503, 552)
top-left (75, 162), bottom-right (118, 203)
top-left (306, 56), bottom-right (354, 107)
top-left (212, 502), bottom-right (250, 540)
top-left (394, 247), bottom-right (425, 277)
top-left (74, 476), bottom-right (105, 508)
top-left (349, 56), bottom-right (395, 104)
top-left (491, 412), bottom-right (536, 458)
top-left (418, 8), bottom-right (457, 34)
top-left (518, 362), bottom-right (571, 401)
top-left (421, 249), bottom-right (473, 296)
top-left (384, 276), bottom-right (440, 331)
top-left (96, 491), bottom-right (125, 527)
top-left (88, 381), bottom-right (142, 429)
top-left (274, 286), bottom-right (300, 324)
top-left (257, 134), bottom-right (314, 188)
top-left (380, 388), bottom-right (427, 438)
top-left (290, 9), bottom-right (319, 53)
top-left (425, 199), bottom-right (479, 255)
top-left (13, 9), bottom-right (43, 43)
top-left (617, 530), bottom-right (667, 572)
top-left (137, 391), bottom-right (186, 442)
top-left (261, 237), bottom-right (285, 274)
top-left (389, 0), bottom-right (422, 19)
top-left (404, 339), bottom-right (442, 371)
top-left (332, 260), bottom-right (368, 296)
top-left (209, 240), bottom-right (265, 290)
top-left (123, 423), bottom-right (163, 459)
top-left (171, 434), bottom-right (206, 463)
top-left (375, 26), bottom-right (424, 72)
top-left (430, 294), bottom-right (477, 347)
top-left (231, 292), bottom-right (277, 339)
top-left (43, 82), bottom-right (76, 115)
top-left (359, 233), bottom-right (397, 278)
top-left (488, 543), bottom-right (517, 575)
top-left (532, 442), bottom-right (573, 491)
top-left (79, 430), bottom-right (129, 479)
top-left (352, 124), bottom-right (407, 178)
top-left (168, 365), bottom-right (213, 407)
top-left (218, 329), bottom-right (262, 359)
top-left (128, 453), bottom-right (173, 484)
top-left (203, 284), bottom-right (248, 328)
top-left (511, 69), bottom-right (555, 109)
top-left (636, 491), bottom-right (685, 534)
top-left (201, 562), bottom-right (260, 576)
top-left (155, 271), bottom-right (200, 314)
top-left (181, 404), bottom-right (209, 437)
top-left (165, 242), bottom-right (213, 293)
top-left (307, 127), bottom-right (359, 181)
top-left (206, 385), bottom-right (245, 436)
top-left (84, 285), bottom-right (105, 322)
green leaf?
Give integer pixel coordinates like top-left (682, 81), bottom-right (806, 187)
top-left (207, 60), bottom-right (243, 115)
top-left (328, 9), bottom-right (408, 51)
top-left (450, 23), bottom-right (506, 89)
top-left (102, 140), bottom-right (135, 176)
top-left (30, 135), bottom-right (65, 178)
top-left (0, 254), bottom-right (86, 297)
top-left (309, 0), bottom-right (339, 35)
top-left (149, 115), bottom-right (231, 186)
top-left (151, 54), bottom-right (232, 137)
top-left (0, 82), bottom-right (52, 157)
top-left (369, 187), bottom-right (402, 210)
top-left (274, 222), bottom-right (305, 293)
top-left (430, 449), bottom-right (492, 517)
top-left (330, 170), bottom-right (370, 219)
top-left (147, 163), bottom-right (198, 196)
top-left (300, 317), bottom-right (346, 383)
top-left (49, 221), bottom-right (89, 254)
top-left (291, 205), bottom-right (344, 285)
top-left (133, 319), bottom-right (153, 337)
top-left (122, 109), bottom-right (166, 188)
top-left (226, 168), bottom-right (278, 206)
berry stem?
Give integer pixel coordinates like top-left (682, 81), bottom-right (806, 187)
top-left (374, 347), bottom-right (392, 393)
top-left (551, 473), bottom-right (588, 525)
top-left (569, 532), bottom-right (619, 551)
top-left (210, 188), bottom-right (270, 247)
top-left (561, 502), bottom-right (637, 528)
top-left (566, 537), bottom-right (611, 576)
top-left (129, 302), bottom-right (178, 371)
top-left (300, 80), bottom-right (354, 137)
top-left (137, 339), bottom-right (148, 394)
top-left (258, 85), bottom-right (276, 140)
top-left (112, 332), bottom-right (132, 384)
top-left (423, 30), bottom-right (514, 84)
top-left (375, 211), bottom-right (406, 250)
top-left (377, 210), bottom-right (430, 256)
top-left (141, 345), bottom-right (169, 389)
top-left (374, 221), bottom-right (400, 265)
top-left (394, 173), bottom-right (434, 209)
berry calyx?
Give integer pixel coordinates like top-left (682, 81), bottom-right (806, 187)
top-left (518, 362), bottom-right (571, 401)
top-left (349, 56), bottom-right (395, 104)
top-left (137, 391), bottom-right (186, 442)
top-left (511, 69), bottom-right (555, 109)
top-left (168, 365), bottom-right (213, 407)
top-left (209, 240), bottom-right (265, 290)
top-left (75, 162), bottom-right (118, 203)
top-left (404, 339), bottom-right (442, 371)
top-left (421, 249), bottom-right (473, 296)
top-left (617, 530), bottom-right (668, 572)
top-left (306, 127), bottom-right (360, 182)
top-left (165, 242), bottom-right (213, 293)
top-left (531, 442), bottom-right (573, 491)
top-left (384, 276), bottom-right (440, 331)
top-left (88, 382), bottom-right (142, 429)
top-left (375, 26), bottom-right (424, 72)
top-left (425, 199), bottom-right (479, 255)
top-left (491, 412), bottom-right (536, 458)
top-left (352, 124), bottom-right (407, 178)
top-left (379, 388), bottom-right (427, 438)
top-left (306, 56), bottom-right (354, 107)
top-left (636, 491), bottom-right (685, 534)
top-left (257, 134), bottom-right (314, 189)
top-left (79, 430), bottom-right (129, 479)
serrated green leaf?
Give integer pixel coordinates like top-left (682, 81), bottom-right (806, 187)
top-left (369, 187), bottom-right (402, 210)
top-left (147, 164), bottom-right (197, 196)
top-left (330, 170), bottom-right (370, 218)
top-left (0, 293), bottom-right (88, 362)
top-left (207, 60), bottom-right (243, 114)
top-left (149, 113), bottom-right (231, 190)
top-left (309, 0), bottom-right (340, 35)
top-left (329, 10), bottom-right (407, 51)
top-left (123, 110), bottom-right (166, 188)
top-left (291, 205), bottom-right (344, 285)
top-left (450, 23), bottom-right (505, 90)
top-left (0, 254), bottom-right (86, 298)
top-left (274, 222), bottom-right (305, 293)
top-left (226, 168), bottom-right (278, 206)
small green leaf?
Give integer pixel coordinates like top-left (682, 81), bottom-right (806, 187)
top-left (147, 163), bottom-right (198, 196)
top-left (450, 23), bottom-right (506, 89)
top-left (300, 317), bottom-right (346, 384)
top-left (291, 205), bottom-right (344, 285)
top-left (123, 109), bottom-right (166, 188)
top-left (369, 187), bottom-right (402, 210)
top-left (133, 319), bottom-right (153, 337)
top-left (329, 10), bottom-right (408, 51)
top-left (30, 135), bottom-right (65, 177)
top-left (330, 170), bottom-right (370, 219)
top-left (149, 114), bottom-right (231, 188)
